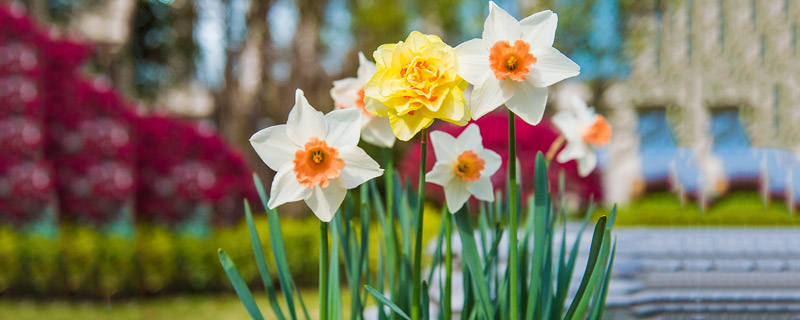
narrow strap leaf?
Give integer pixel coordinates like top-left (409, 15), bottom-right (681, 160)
top-left (454, 209), bottom-right (494, 319)
top-left (589, 239), bottom-right (616, 320)
top-left (244, 200), bottom-right (285, 320)
top-left (422, 281), bottom-right (430, 320)
top-left (563, 216), bottom-right (608, 320)
top-left (218, 249), bottom-right (264, 320)
top-left (365, 285), bottom-right (412, 320)
top-left (265, 205), bottom-right (298, 320)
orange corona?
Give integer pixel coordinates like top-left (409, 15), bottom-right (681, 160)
top-left (293, 137), bottom-right (345, 188)
top-left (582, 115), bottom-right (612, 146)
top-left (488, 40), bottom-right (536, 81)
top-left (453, 150), bottom-right (485, 182)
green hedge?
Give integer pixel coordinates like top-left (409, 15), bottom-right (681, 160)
top-left (0, 206), bottom-right (443, 298)
top-left (0, 215), bottom-right (318, 297)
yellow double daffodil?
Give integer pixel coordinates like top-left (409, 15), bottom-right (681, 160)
top-left (364, 31), bottom-right (470, 141)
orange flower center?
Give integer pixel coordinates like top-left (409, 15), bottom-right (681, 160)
top-left (293, 137), bottom-right (345, 188)
top-left (582, 115), bottom-right (612, 146)
top-left (335, 86), bottom-right (373, 117)
top-left (453, 150), bottom-right (485, 182)
top-left (489, 40), bottom-right (536, 82)
top-left (400, 56), bottom-right (443, 99)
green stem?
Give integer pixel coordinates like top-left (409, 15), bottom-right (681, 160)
top-left (320, 221), bottom-right (329, 320)
top-left (411, 128), bottom-right (428, 320)
top-left (383, 147), bottom-right (397, 264)
top-left (508, 110), bottom-right (519, 320)
top-left (444, 213), bottom-right (452, 320)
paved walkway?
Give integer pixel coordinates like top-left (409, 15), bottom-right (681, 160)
top-left (418, 225), bottom-right (800, 319)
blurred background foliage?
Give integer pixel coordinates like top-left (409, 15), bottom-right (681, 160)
top-left (11, 0), bottom-right (634, 161)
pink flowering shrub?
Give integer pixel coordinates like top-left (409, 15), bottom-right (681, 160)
top-left (0, 6), bottom-right (256, 227)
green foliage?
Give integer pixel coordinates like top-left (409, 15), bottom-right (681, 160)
top-left (0, 215), bottom-right (334, 297)
top-left (597, 192), bottom-right (798, 226)
top-left (219, 156), bottom-right (616, 319)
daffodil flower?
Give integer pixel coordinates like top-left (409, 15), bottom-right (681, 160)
top-left (455, 1), bottom-right (580, 125)
top-left (365, 31), bottom-right (470, 141)
top-left (426, 123), bottom-right (502, 213)
top-left (330, 52), bottom-right (396, 148)
top-left (250, 89), bottom-right (384, 222)
top-left (552, 95), bottom-right (611, 177)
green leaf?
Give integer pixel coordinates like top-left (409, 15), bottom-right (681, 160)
top-left (265, 204), bottom-right (298, 320)
top-left (218, 249), bottom-right (264, 320)
top-left (589, 240), bottom-right (616, 320)
top-left (422, 281), bottom-right (430, 320)
top-left (243, 200), bottom-right (285, 320)
top-left (571, 232), bottom-right (612, 319)
top-left (526, 152), bottom-right (549, 320)
top-left (563, 216), bottom-right (608, 320)
top-left (454, 209), bottom-right (494, 319)
top-left (553, 202), bottom-right (593, 320)
top-left (253, 173), bottom-right (310, 320)
top-left (365, 285), bottom-right (412, 320)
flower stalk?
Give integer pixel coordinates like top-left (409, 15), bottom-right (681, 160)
top-left (411, 128), bottom-right (428, 320)
top-left (508, 110), bottom-right (519, 319)
top-left (319, 221), bottom-right (329, 320)
top-left (444, 212), bottom-right (452, 320)
top-left (545, 135), bottom-right (566, 163)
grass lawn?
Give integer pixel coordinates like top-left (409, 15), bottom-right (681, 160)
top-left (594, 191), bottom-right (799, 226)
top-left (0, 288), bottom-right (364, 320)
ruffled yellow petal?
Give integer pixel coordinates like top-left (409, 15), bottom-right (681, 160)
top-left (364, 31), bottom-right (469, 140)
top-left (388, 111), bottom-right (435, 141)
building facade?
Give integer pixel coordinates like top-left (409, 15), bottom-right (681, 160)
top-left (602, 0), bottom-right (800, 206)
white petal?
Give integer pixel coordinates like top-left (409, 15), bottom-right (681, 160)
top-left (337, 145), bottom-right (384, 189)
top-left (325, 108), bottom-right (361, 148)
top-left (305, 184), bottom-right (347, 222)
top-left (505, 82), bottom-right (548, 125)
top-left (455, 39), bottom-right (491, 85)
top-left (455, 123), bottom-right (483, 154)
top-left (520, 10), bottom-right (557, 48)
top-left (577, 151), bottom-right (597, 177)
top-left (483, 1), bottom-right (521, 46)
top-left (570, 95), bottom-right (596, 126)
top-left (361, 117), bottom-right (396, 148)
top-left (444, 181), bottom-right (471, 214)
top-left (250, 125), bottom-right (299, 171)
top-left (268, 164), bottom-right (312, 209)
top-left (557, 141), bottom-right (587, 163)
top-left (330, 78), bottom-right (362, 109)
top-left (357, 52), bottom-right (377, 82)
top-left (470, 76), bottom-right (513, 120)
top-left (552, 111), bottom-right (583, 141)
top-left (530, 47), bottom-right (580, 87)
top-left (479, 148), bottom-right (503, 177)
top-left (430, 130), bottom-right (459, 163)
top-left (426, 162), bottom-right (456, 187)
top-left (287, 89), bottom-right (327, 145)
top-left (468, 176), bottom-right (495, 202)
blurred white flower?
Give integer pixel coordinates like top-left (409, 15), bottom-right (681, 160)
top-left (552, 95), bottom-right (611, 177)
top-left (250, 89), bottom-right (384, 221)
top-left (455, 1), bottom-right (579, 125)
top-left (426, 123), bottom-right (502, 213)
top-left (330, 52), bottom-right (396, 148)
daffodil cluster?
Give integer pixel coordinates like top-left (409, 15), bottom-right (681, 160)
top-left (249, 0), bottom-right (611, 221)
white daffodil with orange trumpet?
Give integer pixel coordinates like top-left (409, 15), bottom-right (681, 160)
top-left (552, 95), bottom-right (611, 177)
top-left (330, 52), bottom-right (396, 148)
top-left (426, 123), bottom-right (502, 213)
top-left (455, 1), bottom-right (580, 125)
top-left (249, 89), bottom-right (384, 222)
